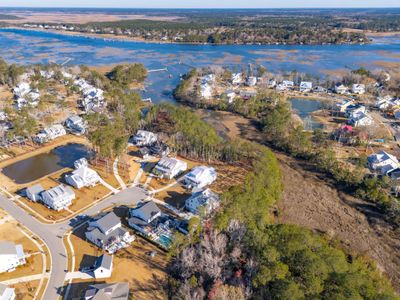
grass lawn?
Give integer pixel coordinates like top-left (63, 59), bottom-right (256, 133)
top-left (11, 280), bottom-right (40, 300)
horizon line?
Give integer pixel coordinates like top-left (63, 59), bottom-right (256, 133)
top-left (0, 6), bottom-right (400, 9)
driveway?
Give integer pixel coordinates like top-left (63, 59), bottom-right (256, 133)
top-left (0, 186), bottom-right (147, 300)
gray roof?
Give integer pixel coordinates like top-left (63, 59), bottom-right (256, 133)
top-left (0, 283), bottom-right (7, 295)
top-left (95, 212), bottom-right (121, 234)
top-left (85, 282), bottom-right (129, 300)
top-left (42, 184), bottom-right (74, 200)
top-left (132, 201), bottom-right (161, 222)
top-left (26, 184), bottom-right (44, 195)
top-left (0, 242), bottom-right (18, 255)
top-left (87, 227), bottom-right (128, 248)
top-left (95, 254), bottom-right (113, 270)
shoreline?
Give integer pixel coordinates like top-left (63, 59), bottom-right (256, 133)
top-left (1, 26), bottom-right (374, 46)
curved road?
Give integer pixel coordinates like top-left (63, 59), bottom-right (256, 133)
top-left (0, 187), bottom-right (147, 300)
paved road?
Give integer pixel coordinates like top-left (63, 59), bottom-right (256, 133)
top-left (0, 187), bottom-right (147, 300)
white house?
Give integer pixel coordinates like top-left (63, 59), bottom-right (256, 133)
top-left (276, 84), bottom-right (286, 92)
top-left (246, 76), bottom-right (257, 87)
top-left (349, 111), bottom-right (373, 127)
top-left (200, 83), bottom-right (212, 99)
top-left (346, 105), bottom-right (366, 118)
top-left (39, 70), bottom-right (54, 79)
top-left (336, 99), bottom-right (355, 113)
top-left (34, 124), bottom-right (66, 144)
top-left (26, 184), bottom-right (45, 202)
top-left (299, 81), bottom-right (313, 93)
top-left (267, 79), bottom-right (277, 88)
top-left (13, 82), bottom-right (30, 98)
top-left (132, 130), bottom-right (157, 146)
top-left (282, 80), bottom-right (294, 89)
top-left (335, 83), bottom-right (348, 94)
top-left (93, 254), bottom-right (113, 279)
top-left (368, 151), bottom-right (399, 175)
top-left (74, 157), bottom-right (88, 169)
top-left (0, 242), bottom-right (26, 273)
top-left (375, 96), bottom-right (392, 111)
top-left (352, 84), bottom-right (366, 95)
top-left (66, 160), bottom-right (100, 189)
top-left (314, 86), bottom-right (327, 93)
top-left (0, 111), bottom-right (7, 122)
top-left (74, 78), bottom-right (106, 113)
top-left (225, 90), bottom-right (236, 103)
top-left (182, 166), bottom-right (217, 189)
top-left (154, 157), bottom-right (187, 179)
top-left (0, 284), bottom-right (15, 300)
top-left (65, 115), bottom-right (86, 135)
top-left (66, 166), bottom-right (100, 189)
top-left (86, 212), bottom-right (134, 253)
top-left (231, 73), bottom-right (242, 85)
top-left (185, 188), bottom-right (220, 215)
top-left (41, 184), bottom-right (75, 211)
top-left (201, 74), bottom-right (215, 84)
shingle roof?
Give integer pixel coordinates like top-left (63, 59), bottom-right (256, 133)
top-left (95, 212), bottom-right (121, 234)
top-left (0, 242), bottom-right (18, 255)
top-left (131, 201), bottom-right (161, 222)
top-left (26, 184), bottom-right (44, 195)
top-left (85, 282), bottom-right (129, 300)
top-left (95, 254), bottom-right (113, 270)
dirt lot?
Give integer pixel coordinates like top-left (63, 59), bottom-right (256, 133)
top-left (11, 280), bottom-right (40, 300)
top-left (276, 153), bottom-right (400, 292)
top-left (69, 224), bottom-right (167, 300)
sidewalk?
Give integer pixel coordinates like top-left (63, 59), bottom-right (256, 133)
top-left (113, 158), bottom-right (127, 190)
top-left (0, 273), bottom-right (50, 285)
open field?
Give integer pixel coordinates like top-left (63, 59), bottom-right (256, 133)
top-left (69, 223), bottom-right (167, 300)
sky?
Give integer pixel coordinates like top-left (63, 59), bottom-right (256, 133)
top-left (0, 0), bottom-right (399, 8)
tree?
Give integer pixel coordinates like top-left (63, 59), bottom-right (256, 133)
top-left (106, 64), bottom-right (147, 87)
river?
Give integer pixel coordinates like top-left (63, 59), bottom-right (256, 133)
top-left (0, 28), bottom-right (400, 103)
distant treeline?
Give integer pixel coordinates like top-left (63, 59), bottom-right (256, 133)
top-left (18, 8), bottom-right (400, 45)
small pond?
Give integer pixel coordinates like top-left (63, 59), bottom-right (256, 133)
top-left (289, 98), bottom-right (324, 130)
top-left (2, 143), bottom-right (93, 184)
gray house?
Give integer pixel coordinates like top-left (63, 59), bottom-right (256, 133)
top-left (26, 184), bottom-right (45, 202)
top-left (85, 212), bottom-right (134, 254)
top-left (84, 282), bottom-right (129, 300)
